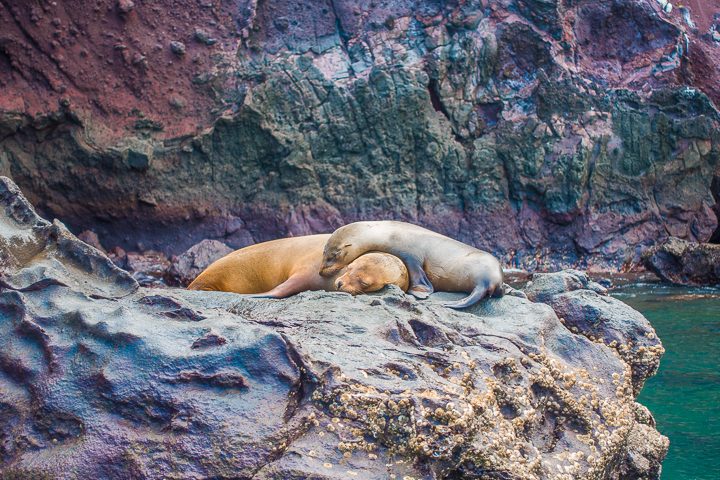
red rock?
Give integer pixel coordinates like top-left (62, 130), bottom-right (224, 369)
top-left (125, 250), bottom-right (171, 286)
top-left (642, 237), bottom-right (720, 285)
top-left (77, 230), bottom-right (107, 253)
top-left (117, 0), bottom-right (135, 14)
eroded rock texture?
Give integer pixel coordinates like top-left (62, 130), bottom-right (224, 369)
top-left (0, 0), bottom-right (718, 268)
top-left (642, 236), bottom-right (720, 285)
top-left (0, 177), bottom-right (137, 298)
top-left (0, 181), bottom-right (669, 478)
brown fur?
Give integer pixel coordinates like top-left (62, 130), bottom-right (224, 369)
top-left (188, 234), bottom-right (408, 298)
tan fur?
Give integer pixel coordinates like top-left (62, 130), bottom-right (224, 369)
top-left (320, 221), bottom-right (504, 308)
top-left (188, 234), bottom-right (408, 298)
top-left (334, 252), bottom-right (409, 294)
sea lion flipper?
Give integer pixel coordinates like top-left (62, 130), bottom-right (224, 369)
top-left (443, 285), bottom-right (488, 309)
top-left (402, 257), bottom-right (434, 299)
top-left (249, 273), bottom-right (309, 299)
top-left (408, 283), bottom-right (433, 299)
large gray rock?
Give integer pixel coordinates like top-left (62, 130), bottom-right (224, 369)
top-left (524, 269), bottom-right (609, 303)
top-left (526, 270), bottom-right (664, 395)
top-left (0, 178), bottom-right (668, 479)
top-left (168, 239), bottom-right (234, 286)
top-left (0, 177), bottom-right (137, 298)
top-left (641, 236), bottom-right (720, 286)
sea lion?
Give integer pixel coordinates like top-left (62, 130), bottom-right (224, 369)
top-left (319, 221), bottom-right (504, 309)
top-left (187, 234), bottom-right (409, 298)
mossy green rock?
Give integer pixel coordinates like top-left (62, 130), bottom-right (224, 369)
top-left (0, 0), bottom-right (718, 269)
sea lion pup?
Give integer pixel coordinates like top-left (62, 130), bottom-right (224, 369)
top-left (187, 234), bottom-right (409, 298)
top-left (319, 221), bottom-right (504, 309)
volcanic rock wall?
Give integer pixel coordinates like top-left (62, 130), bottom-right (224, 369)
top-left (1, 0), bottom-right (719, 267)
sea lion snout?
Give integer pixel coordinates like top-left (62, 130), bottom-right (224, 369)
top-left (334, 272), bottom-right (362, 295)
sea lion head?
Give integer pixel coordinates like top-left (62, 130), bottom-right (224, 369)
top-left (320, 224), bottom-right (366, 277)
top-left (334, 252), bottom-right (409, 295)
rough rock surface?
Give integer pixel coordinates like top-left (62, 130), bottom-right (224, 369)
top-left (76, 230), bottom-right (106, 253)
top-left (525, 270), bottom-right (664, 394)
top-left (0, 0), bottom-right (718, 269)
top-left (0, 177), bottom-right (137, 298)
top-left (0, 182), bottom-right (669, 478)
top-left (641, 236), bottom-right (720, 285)
top-left (105, 239), bottom-right (234, 287)
top-left (167, 239), bottom-right (234, 286)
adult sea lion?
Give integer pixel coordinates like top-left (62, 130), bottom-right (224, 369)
top-left (319, 221), bottom-right (503, 309)
top-left (188, 234), bottom-right (409, 298)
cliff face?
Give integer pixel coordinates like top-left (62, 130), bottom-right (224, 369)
top-left (1, 0), bottom-right (719, 267)
top-left (0, 176), bottom-right (668, 479)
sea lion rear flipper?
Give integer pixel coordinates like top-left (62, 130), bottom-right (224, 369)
top-left (443, 285), bottom-right (488, 309)
top-left (402, 257), bottom-right (434, 299)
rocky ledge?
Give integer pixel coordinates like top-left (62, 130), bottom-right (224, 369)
top-left (0, 177), bottom-right (668, 479)
top-left (642, 236), bottom-right (720, 286)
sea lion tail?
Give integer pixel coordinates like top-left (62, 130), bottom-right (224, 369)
top-left (443, 285), bottom-right (490, 309)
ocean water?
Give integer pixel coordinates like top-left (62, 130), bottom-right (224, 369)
top-left (611, 284), bottom-right (720, 480)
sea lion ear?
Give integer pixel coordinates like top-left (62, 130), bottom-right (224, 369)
top-left (343, 243), bottom-right (353, 248)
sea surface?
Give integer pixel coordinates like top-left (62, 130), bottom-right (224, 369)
top-left (611, 284), bottom-right (720, 480)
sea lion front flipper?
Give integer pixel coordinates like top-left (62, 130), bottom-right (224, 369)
top-left (248, 274), bottom-right (309, 299)
top-left (402, 257), bottom-right (434, 299)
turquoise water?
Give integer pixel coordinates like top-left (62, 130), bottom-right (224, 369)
top-left (612, 284), bottom-right (720, 480)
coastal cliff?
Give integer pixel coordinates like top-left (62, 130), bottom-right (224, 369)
top-left (1, 0), bottom-right (718, 268)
